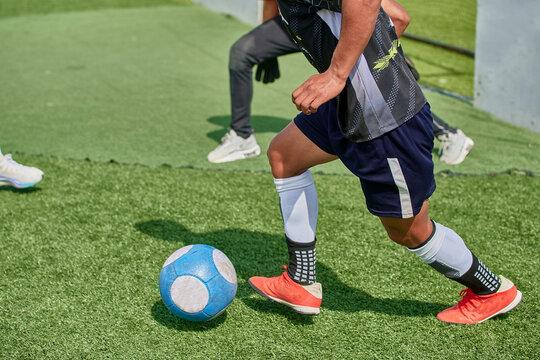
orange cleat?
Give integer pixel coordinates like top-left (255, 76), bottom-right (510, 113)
top-left (437, 275), bottom-right (522, 324)
top-left (249, 266), bottom-right (322, 315)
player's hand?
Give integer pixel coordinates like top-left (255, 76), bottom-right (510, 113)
top-left (255, 58), bottom-right (280, 84)
top-left (291, 70), bottom-right (346, 114)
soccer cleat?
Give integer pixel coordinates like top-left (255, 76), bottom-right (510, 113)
top-left (249, 266), bottom-right (322, 315)
top-left (437, 275), bottom-right (522, 324)
top-left (0, 153), bottom-right (44, 188)
top-left (437, 129), bottom-right (474, 165)
top-left (207, 129), bottom-right (261, 163)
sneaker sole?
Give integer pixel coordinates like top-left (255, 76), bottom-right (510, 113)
top-left (207, 145), bottom-right (261, 163)
top-left (0, 178), bottom-right (42, 189)
top-left (477, 290), bottom-right (523, 324)
top-left (248, 279), bottom-right (320, 315)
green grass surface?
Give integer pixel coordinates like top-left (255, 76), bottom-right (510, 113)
top-left (400, 0), bottom-right (476, 51)
top-left (0, 0), bottom-right (191, 18)
top-left (402, 39), bottom-right (475, 97)
top-left (398, 0), bottom-right (476, 96)
top-left (0, 6), bottom-right (538, 176)
top-left (1, 154), bottom-right (538, 359)
top-left (1, 2), bottom-right (539, 358)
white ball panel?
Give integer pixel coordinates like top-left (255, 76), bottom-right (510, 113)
top-left (213, 249), bottom-right (237, 284)
top-left (170, 276), bottom-right (209, 313)
top-left (162, 245), bottom-right (193, 268)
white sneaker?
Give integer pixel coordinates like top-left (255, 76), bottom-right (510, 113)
top-left (207, 129), bottom-right (261, 163)
top-left (0, 153), bottom-right (44, 188)
top-left (437, 129), bottom-right (474, 165)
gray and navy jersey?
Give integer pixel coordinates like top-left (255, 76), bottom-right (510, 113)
top-left (276, 0), bottom-right (426, 142)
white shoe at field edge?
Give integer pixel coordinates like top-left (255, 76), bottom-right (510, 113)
top-left (0, 153), bottom-right (44, 188)
top-left (207, 129), bottom-right (261, 163)
top-left (438, 129), bottom-right (474, 165)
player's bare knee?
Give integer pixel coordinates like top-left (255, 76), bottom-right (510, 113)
top-left (267, 143), bottom-right (303, 178)
top-left (267, 145), bottom-right (286, 178)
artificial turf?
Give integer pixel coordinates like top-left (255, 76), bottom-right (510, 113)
top-left (1, 1), bottom-right (539, 359)
top-left (1, 154), bottom-right (538, 359)
top-left (400, 0), bottom-right (477, 51)
top-left (400, 0), bottom-right (477, 97)
top-left (0, 0), bottom-right (191, 19)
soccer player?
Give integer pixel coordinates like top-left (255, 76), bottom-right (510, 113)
top-left (0, 148), bottom-right (44, 188)
top-left (207, 0), bottom-right (474, 165)
top-left (248, 0), bottom-right (521, 324)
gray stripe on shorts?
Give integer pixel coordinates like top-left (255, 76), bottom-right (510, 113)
top-left (387, 158), bottom-right (413, 218)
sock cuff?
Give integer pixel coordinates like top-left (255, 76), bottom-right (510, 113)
top-left (408, 221), bottom-right (444, 263)
top-left (274, 170), bottom-right (313, 192)
top-left (286, 235), bottom-right (316, 248)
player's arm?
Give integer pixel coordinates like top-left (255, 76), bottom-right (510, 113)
top-left (381, 0), bottom-right (409, 37)
top-left (262, 0), bottom-right (279, 22)
top-left (292, 0), bottom-right (382, 114)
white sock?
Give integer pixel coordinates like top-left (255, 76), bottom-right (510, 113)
top-left (408, 221), bottom-right (473, 278)
top-left (274, 170), bottom-right (318, 243)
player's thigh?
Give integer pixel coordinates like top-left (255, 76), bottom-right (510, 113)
top-left (268, 121), bottom-right (337, 178)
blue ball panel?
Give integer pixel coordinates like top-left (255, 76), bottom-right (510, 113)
top-left (202, 275), bottom-right (237, 317)
top-left (159, 244), bottom-right (237, 322)
top-left (172, 245), bottom-right (217, 282)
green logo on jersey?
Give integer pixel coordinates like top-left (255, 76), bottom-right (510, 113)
top-left (373, 39), bottom-right (400, 73)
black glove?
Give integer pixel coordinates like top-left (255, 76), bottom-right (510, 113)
top-left (255, 58), bottom-right (280, 84)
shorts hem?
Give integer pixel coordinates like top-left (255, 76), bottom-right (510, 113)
top-left (294, 117), bottom-right (336, 155)
top-left (367, 208), bottom-right (418, 219)
top-left (367, 185), bottom-right (435, 219)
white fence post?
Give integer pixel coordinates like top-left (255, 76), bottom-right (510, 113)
top-left (475, 0), bottom-right (540, 133)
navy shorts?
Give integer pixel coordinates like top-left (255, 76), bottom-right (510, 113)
top-left (294, 100), bottom-right (436, 218)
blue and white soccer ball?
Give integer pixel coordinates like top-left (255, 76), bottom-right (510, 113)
top-left (159, 244), bottom-right (237, 322)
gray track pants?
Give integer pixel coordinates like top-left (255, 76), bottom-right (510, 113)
top-left (229, 17), bottom-right (299, 138)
